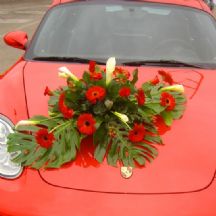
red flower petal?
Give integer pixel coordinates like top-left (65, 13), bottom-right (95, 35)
top-left (154, 115), bottom-right (170, 135)
top-left (77, 113), bottom-right (96, 135)
top-left (44, 86), bottom-right (53, 96)
top-left (89, 61), bottom-right (96, 73)
top-left (158, 70), bottom-right (174, 85)
top-left (160, 92), bottom-right (176, 111)
top-left (90, 72), bottom-right (103, 80)
top-left (119, 87), bottom-right (131, 97)
top-left (113, 67), bottom-right (130, 83)
top-left (128, 123), bottom-right (145, 143)
top-left (151, 75), bottom-right (159, 85)
top-left (86, 86), bottom-right (106, 104)
top-left (136, 89), bottom-right (145, 106)
top-left (35, 128), bottom-right (55, 149)
top-left (58, 93), bottom-right (74, 119)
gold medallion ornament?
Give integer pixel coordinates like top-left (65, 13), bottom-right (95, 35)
top-left (121, 166), bottom-right (133, 179)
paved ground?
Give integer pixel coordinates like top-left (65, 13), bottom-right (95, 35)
top-left (213, 7), bottom-right (216, 17)
top-left (0, 0), bottom-right (50, 72)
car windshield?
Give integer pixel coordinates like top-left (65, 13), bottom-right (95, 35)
top-left (26, 1), bottom-right (216, 68)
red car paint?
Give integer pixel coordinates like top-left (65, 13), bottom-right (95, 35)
top-left (4, 31), bottom-right (28, 50)
top-left (51, 0), bottom-right (213, 14)
top-left (0, 0), bottom-right (216, 215)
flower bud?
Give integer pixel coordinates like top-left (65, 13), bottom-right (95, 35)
top-left (58, 66), bottom-right (79, 82)
top-left (160, 84), bottom-right (184, 93)
top-left (15, 120), bottom-right (38, 130)
top-left (104, 100), bottom-right (113, 110)
top-left (113, 111), bottom-right (129, 123)
top-left (106, 57), bottom-right (116, 85)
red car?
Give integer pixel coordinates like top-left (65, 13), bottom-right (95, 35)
top-left (1, 0), bottom-right (216, 215)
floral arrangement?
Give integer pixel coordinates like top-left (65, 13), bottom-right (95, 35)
top-left (7, 58), bottom-right (186, 169)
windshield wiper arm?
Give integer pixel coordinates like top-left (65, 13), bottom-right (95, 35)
top-left (32, 56), bottom-right (106, 65)
top-left (122, 59), bottom-right (203, 68)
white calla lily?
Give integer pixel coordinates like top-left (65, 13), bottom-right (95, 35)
top-left (106, 57), bottom-right (116, 85)
top-left (15, 120), bottom-right (39, 129)
top-left (160, 84), bottom-right (184, 93)
top-left (112, 111), bottom-right (130, 129)
top-left (58, 66), bottom-right (79, 82)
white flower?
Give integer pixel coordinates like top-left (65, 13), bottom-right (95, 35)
top-left (112, 111), bottom-right (129, 123)
top-left (104, 100), bottom-right (113, 110)
top-left (58, 66), bottom-right (79, 82)
top-left (161, 84), bottom-right (184, 93)
top-left (15, 120), bottom-right (38, 129)
top-left (106, 57), bottom-right (116, 85)
top-left (112, 112), bottom-right (130, 129)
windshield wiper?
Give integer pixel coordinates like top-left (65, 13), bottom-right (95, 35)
top-left (122, 59), bottom-right (204, 68)
top-left (32, 56), bottom-right (106, 65)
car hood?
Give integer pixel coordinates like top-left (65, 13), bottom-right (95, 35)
top-left (23, 61), bottom-right (216, 193)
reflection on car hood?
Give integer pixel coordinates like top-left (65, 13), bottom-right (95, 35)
top-left (23, 61), bottom-right (216, 194)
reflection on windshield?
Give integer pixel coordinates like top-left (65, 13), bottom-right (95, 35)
top-left (26, 2), bottom-right (216, 68)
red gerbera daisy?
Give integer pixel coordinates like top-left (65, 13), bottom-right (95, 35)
top-left (153, 115), bottom-right (170, 135)
top-left (89, 61), bottom-right (96, 73)
top-left (160, 92), bottom-right (176, 111)
top-left (151, 75), bottom-right (159, 85)
top-left (119, 87), bottom-right (131, 97)
top-left (136, 89), bottom-right (145, 106)
top-left (58, 93), bottom-right (74, 119)
top-left (35, 128), bottom-right (55, 149)
top-left (158, 70), bottom-right (174, 85)
top-left (128, 123), bottom-right (145, 143)
top-left (90, 72), bottom-right (103, 80)
top-left (86, 86), bottom-right (106, 104)
top-left (44, 86), bottom-right (53, 96)
top-left (77, 113), bottom-right (96, 135)
top-left (113, 67), bottom-right (130, 83)
top-left (88, 61), bottom-right (103, 80)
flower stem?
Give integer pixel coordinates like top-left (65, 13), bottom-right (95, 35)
top-left (49, 121), bottom-right (71, 133)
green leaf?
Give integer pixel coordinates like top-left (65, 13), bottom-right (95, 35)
top-left (25, 148), bottom-right (47, 166)
top-left (138, 107), bottom-right (154, 117)
top-left (71, 129), bottom-right (80, 149)
top-left (48, 96), bottom-right (59, 106)
top-left (161, 111), bottom-right (173, 126)
top-left (32, 149), bottom-right (52, 169)
top-left (174, 105), bottom-right (186, 111)
top-left (107, 81), bottom-right (120, 100)
top-left (135, 156), bottom-right (146, 166)
top-left (94, 141), bottom-right (108, 163)
top-left (7, 141), bottom-right (35, 152)
top-left (16, 125), bottom-right (39, 132)
top-left (83, 71), bottom-right (90, 83)
top-left (93, 102), bottom-right (107, 115)
top-left (131, 69), bottom-right (138, 85)
top-left (142, 82), bottom-right (152, 92)
top-left (93, 123), bottom-right (107, 145)
top-left (144, 124), bottom-right (158, 134)
top-left (175, 96), bottom-right (187, 103)
top-left (94, 124), bottom-right (108, 164)
top-left (30, 115), bottom-right (51, 123)
top-left (171, 110), bottom-right (183, 120)
top-left (12, 152), bottom-right (28, 164)
top-left (107, 140), bottom-right (119, 166)
top-left (150, 85), bottom-right (163, 96)
top-left (144, 135), bottom-right (162, 144)
top-left (119, 146), bottom-right (129, 166)
top-left (145, 103), bottom-right (165, 114)
top-left (138, 143), bottom-right (158, 156)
